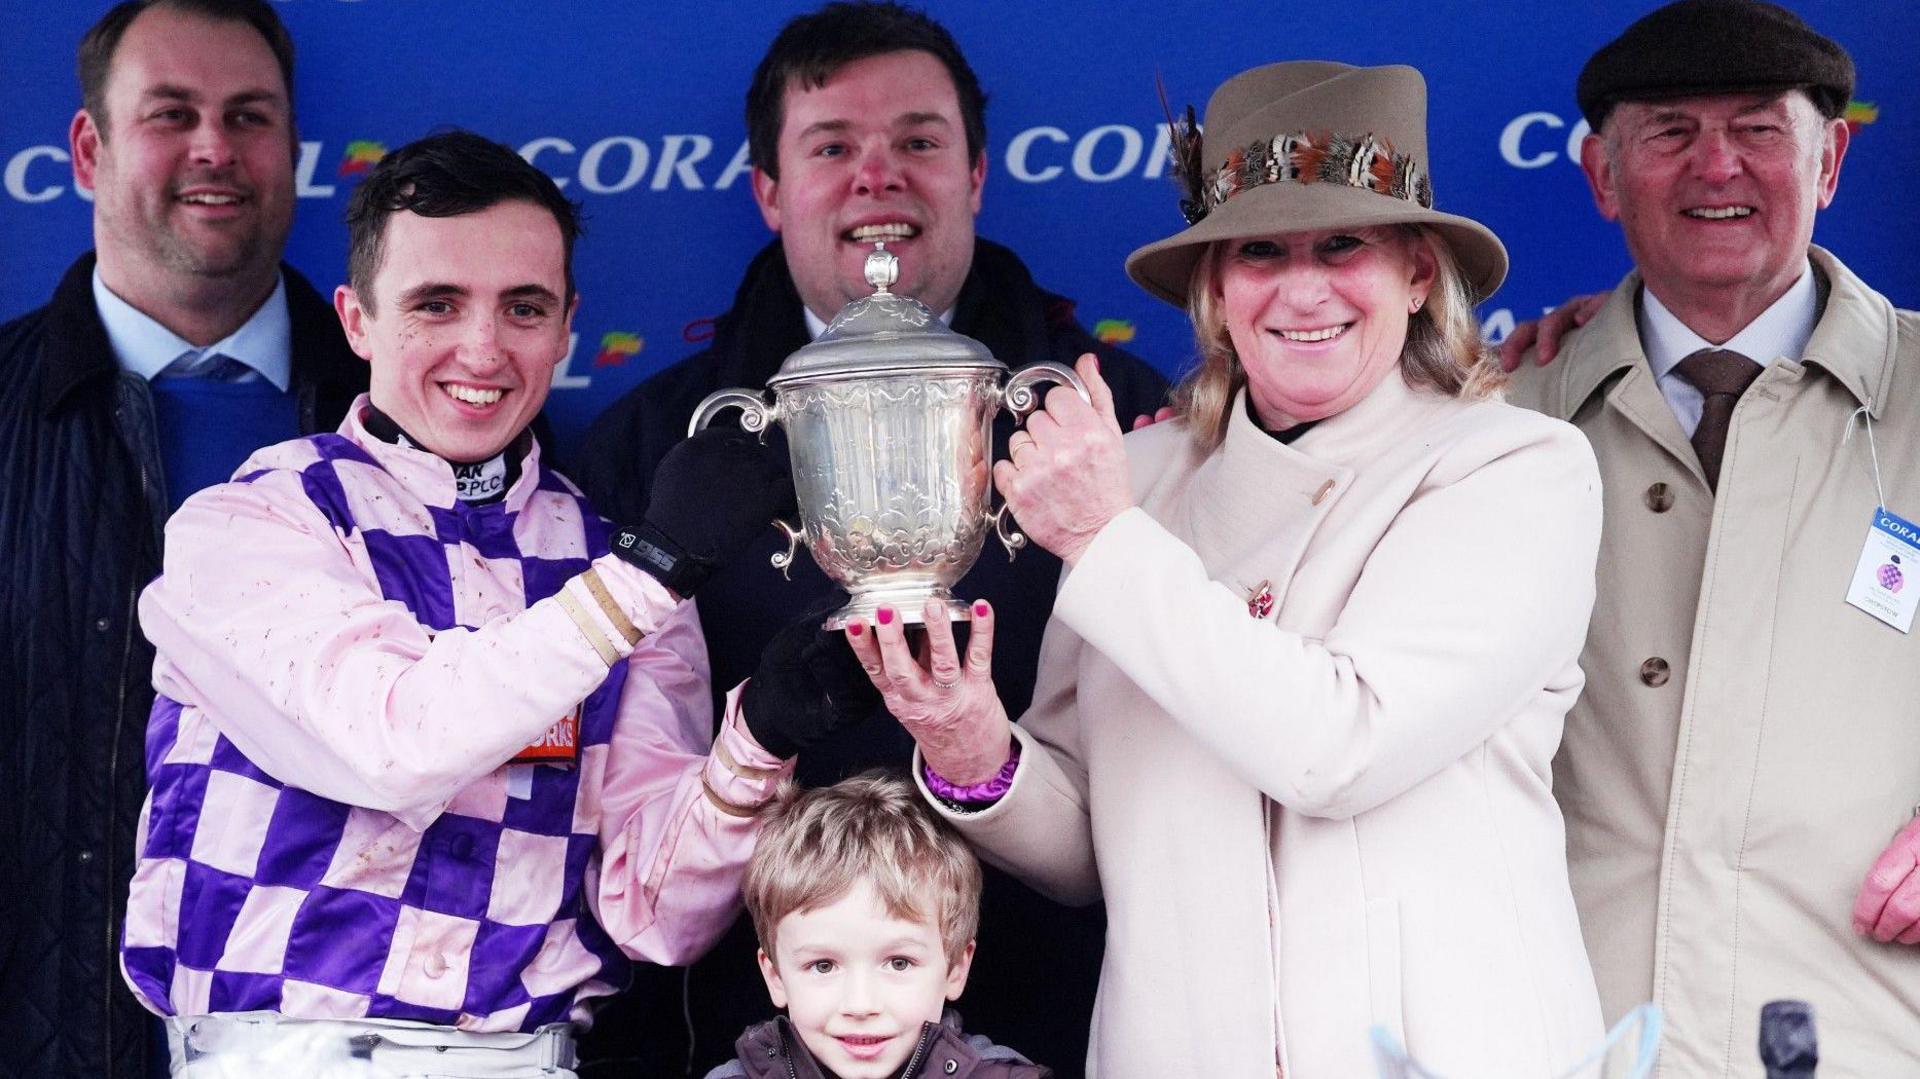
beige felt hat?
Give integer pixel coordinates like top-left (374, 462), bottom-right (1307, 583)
top-left (1126, 61), bottom-right (1508, 307)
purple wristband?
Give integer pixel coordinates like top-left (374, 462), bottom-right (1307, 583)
top-left (924, 742), bottom-right (1022, 804)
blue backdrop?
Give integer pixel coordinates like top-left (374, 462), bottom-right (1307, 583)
top-left (3, 0), bottom-right (1914, 459)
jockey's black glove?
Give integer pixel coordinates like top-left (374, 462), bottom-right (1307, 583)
top-left (741, 609), bottom-right (882, 759)
top-left (610, 427), bottom-right (794, 597)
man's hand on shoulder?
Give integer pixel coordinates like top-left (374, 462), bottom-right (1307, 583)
top-left (1498, 292), bottom-right (1607, 373)
top-left (1854, 814), bottom-right (1920, 945)
top-left (1131, 406), bottom-right (1175, 431)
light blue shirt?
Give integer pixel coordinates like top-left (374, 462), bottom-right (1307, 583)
top-left (1639, 262), bottom-right (1819, 439)
top-left (91, 269), bottom-right (292, 391)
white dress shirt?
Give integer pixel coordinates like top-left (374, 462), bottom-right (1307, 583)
top-left (1638, 262), bottom-right (1819, 438)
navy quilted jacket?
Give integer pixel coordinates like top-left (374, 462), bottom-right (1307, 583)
top-left (0, 254), bottom-right (364, 1078)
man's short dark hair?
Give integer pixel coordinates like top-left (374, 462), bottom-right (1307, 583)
top-left (78, 0), bottom-right (297, 136)
top-left (745, 1), bottom-right (989, 180)
top-left (344, 130), bottom-right (583, 314)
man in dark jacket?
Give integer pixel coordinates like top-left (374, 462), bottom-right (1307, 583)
top-left (0, 3), bottom-right (364, 1076)
top-left (573, 6), bottom-right (1167, 1077)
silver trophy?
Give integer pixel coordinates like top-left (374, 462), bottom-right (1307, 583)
top-left (689, 244), bottom-right (1087, 629)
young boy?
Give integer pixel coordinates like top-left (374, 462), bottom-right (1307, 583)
top-left (706, 773), bottom-right (1051, 1079)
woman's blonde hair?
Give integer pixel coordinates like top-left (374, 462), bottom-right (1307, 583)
top-left (1174, 225), bottom-right (1504, 452)
top-left (744, 771), bottom-right (981, 966)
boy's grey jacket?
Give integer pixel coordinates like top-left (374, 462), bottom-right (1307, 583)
top-left (703, 1011), bottom-right (1050, 1079)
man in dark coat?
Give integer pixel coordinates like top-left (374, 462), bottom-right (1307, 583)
top-left (573, 6), bottom-right (1167, 1077)
top-left (0, 3), bottom-right (364, 1075)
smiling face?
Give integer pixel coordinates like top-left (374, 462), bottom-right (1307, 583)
top-left (1581, 90), bottom-right (1847, 336)
top-left (1214, 227), bottom-right (1436, 430)
top-left (758, 879), bottom-right (974, 1079)
top-left (752, 49), bottom-right (986, 323)
top-left (334, 200), bottom-right (576, 464)
top-left (72, 4), bottom-right (294, 301)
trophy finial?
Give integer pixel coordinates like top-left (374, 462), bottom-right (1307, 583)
top-left (864, 242), bottom-right (899, 294)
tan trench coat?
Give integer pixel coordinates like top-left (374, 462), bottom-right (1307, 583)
top-left (931, 374), bottom-right (1604, 1077)
top-left (1505, 247), bottom-right (1920, 1077)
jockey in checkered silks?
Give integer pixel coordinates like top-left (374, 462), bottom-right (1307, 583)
top-left (122, 132), bottom-right (868, 1079)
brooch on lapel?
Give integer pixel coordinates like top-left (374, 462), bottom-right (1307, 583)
top-left (1246, 579), bottom-right (1274, 620)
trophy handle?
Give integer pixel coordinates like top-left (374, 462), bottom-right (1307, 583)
top-left (691, 389), bottom-right (795, 575)
top-left (988, 362), bottom-right (1088, 562)
top-left (987, 503), bottom-right (1027, 561)
top-left (687, 388), bottom-right (778, 438)
top-left (769, 518), bottom-right (804, 580)
top-left (1000, 360), bottom-right (1090, 420)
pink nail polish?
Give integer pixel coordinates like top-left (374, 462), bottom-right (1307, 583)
top-left (876, 607), bottom-right (894, 626)
top-left (973, 601), bottom-right (989, 618)
top-left (848, 621), bottom-right (864, 637)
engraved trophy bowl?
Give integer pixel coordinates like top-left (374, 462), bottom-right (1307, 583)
top-left (688, 244), bottom-right (1087, 629)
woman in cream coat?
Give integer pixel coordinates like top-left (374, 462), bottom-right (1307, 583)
top-left (847, 62), bottom-right (1605, 1077)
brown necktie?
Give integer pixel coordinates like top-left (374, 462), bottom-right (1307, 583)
top-left (1673, 348), bottom-right (1762, 492)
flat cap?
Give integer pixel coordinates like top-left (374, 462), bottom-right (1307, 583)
top-left (1577, 0), bottom-right (1854, 129)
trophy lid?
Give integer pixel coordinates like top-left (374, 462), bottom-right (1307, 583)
top-left (768, 244), bottom-right (1003, 386)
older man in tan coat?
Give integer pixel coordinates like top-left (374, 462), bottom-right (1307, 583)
top-left (1504, 2), bottom-right (1920, 1074)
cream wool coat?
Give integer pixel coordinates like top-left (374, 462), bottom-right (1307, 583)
top-left (1505, 247), bottom-right (1920, 1078)
top-left (931, 372), bottom-right (1605, 1077)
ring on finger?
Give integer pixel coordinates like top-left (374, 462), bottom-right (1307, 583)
top-left (932, 676), bottom-right (959, 691)
top-left (1009, 432), bottom-right (1035, 462)
top-left (863, 664), bottom-right (882, 675)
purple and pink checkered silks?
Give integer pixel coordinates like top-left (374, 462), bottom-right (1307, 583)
top-left (120, 419), bottom-right (733, 1033)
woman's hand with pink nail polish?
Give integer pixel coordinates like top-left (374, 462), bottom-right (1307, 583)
top-left (843, 599), bottom-right (1012, 785)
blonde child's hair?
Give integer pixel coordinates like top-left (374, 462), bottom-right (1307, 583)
top-left (744, 771), bottom-right (982, 965)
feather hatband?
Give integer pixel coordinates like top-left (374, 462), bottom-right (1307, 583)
top-left (1191, 130), bottom-right (1432, 220)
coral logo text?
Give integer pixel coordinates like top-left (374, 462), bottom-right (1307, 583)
top-left (10, 120), bottom-right (1194, 204)
top-left (338, 141), bottom-right (387, 178)
top-left (595, 332), bottom-right (643, 368)
top-left (1498, 112), bottom-right (1591, 170)
top-left (1845, 100), bottom-right (1879, 133)
top-left (3, 140), bottom-right (374, 203)
top-left (1093, 319), bottom-right (1136, 346)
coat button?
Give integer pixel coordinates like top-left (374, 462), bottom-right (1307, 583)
top-left (1644, 483), bottom-right (1673, 513)
top-left (450, 834), bottom-right (475, 860)
top-left (944, 1061), bottom-right (958, 1075)
top-left (1639, 657), bottom-right (1671, 687)
top-left (1311, 479), bottom-right (1335, 506)
top-left (95, 617), bottom-right (111, 632)
top-left (423, 953), bottom-right (449, 978)
top-left (77, 849), bottom-right (95, 864)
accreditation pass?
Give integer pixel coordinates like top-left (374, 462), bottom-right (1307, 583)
top-left (1845, 506), bottom-right (1920, 633)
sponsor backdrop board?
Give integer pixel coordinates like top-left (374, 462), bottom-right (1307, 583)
top-left (2, 0), bottom-right (1913, 457)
